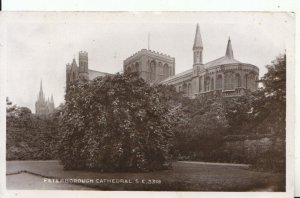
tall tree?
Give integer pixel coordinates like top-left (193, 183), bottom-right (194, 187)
top-left (59, 72), bottom-right (176, 172)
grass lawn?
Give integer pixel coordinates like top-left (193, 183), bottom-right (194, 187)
top-left (6, 160), bottom-right (285, 191)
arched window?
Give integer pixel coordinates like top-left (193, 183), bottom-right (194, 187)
top-left (163, 64), bottom-right (169, 77)
top-left (236, 73), bottom-right (241, 87)
top-left (211, 77), bottom-right (214, 90)
top-left (205, 76), bottom-right (210, 91)
top-left (73, 72), bottom-right (76, 81)
top-left (182, 83), bottom-right (187, 95)
top-left (199, 76), bottom-right (202, 92)
top-left (188, 83), bottom-right (192, 96)
top-left (127, 66), bottom-right (132, 73)
top-left (67, 73), bottom-right (70, 82)
top-left (245, 74), bottom-right (248, 89)
top-left (216, 74), bottom-right (223, 89)
top-left (225, 72), bottom-right (234, 90)
top-left (248, 74), bottom-right (255, 90)
top-left (178, 86), bottom-right (181, 92)
top-left (150, 61), bottom-right (156, 81)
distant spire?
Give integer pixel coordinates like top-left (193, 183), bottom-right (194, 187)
top-left (40, 80), bottom-right (43, 92)
top-left (193, 24), bottom-right (203, 49)
top-left (38, 80), bottom-right (44, 101)
top-left (225, 37), bottom-right (234, 59)
top-left (72, 58), bottom-right (77, 66)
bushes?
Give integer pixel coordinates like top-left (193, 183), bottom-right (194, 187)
top-left (6, 111), bottom-right (61, 160)
top-left (59, 73), bottom-right (176, 172)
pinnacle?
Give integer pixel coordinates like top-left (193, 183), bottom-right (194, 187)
top-left (193, 24), bottom-right (203, 49)
top-left (225, 37), bottom-right (234, 59)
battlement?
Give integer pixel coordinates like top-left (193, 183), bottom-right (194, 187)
top-left (79, 51), bottom-right (88, 56)
top-left (124, 49), bottom-right (175, 65)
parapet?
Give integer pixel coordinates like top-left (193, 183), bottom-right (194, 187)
top-left (124, 49), bottom-right (175, 65)
top-left (79, 51), bottom-right (88, 56)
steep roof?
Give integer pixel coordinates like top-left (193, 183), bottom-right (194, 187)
top-left (193, 24), bottom-right (203, 49)
top-left (204, 56), bottom-right (241, 68)
top-left (204, 37), bottom-right (240, 68)
top-left (88, 69), bottom-right (112, 80)
top-left (225, 37), bottom-right (234, 59)
top-left (160, 69), bottom-right (193, 84)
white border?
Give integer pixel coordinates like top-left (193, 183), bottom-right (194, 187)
top-left (0, 0), bottom-right (299, 197)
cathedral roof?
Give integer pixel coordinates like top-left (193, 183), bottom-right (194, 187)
top-left (193, 24), bottom-right (203, 49)
top-left (204, 37), bottom-right (240, 68)
top-left (160, 68), bottom-right (193, 84)
top-left (88, 69), bottom-right (112, 80)
top-left (204, 55), bottom-right (241, 68)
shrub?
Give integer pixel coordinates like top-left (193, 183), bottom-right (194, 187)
top-left (59, 73), bottom-right (176, 172)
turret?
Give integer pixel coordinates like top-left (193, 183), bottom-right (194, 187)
top-left (225, 37), bottom-right (234, 59)
top-left (193, 24), bottom-right (203, 65)
top-left (192, 24), bottom-right (204, 77)
top-left (38, 80), bottom-right (45, 102)
top-left (79, 51), bottom-right (89, 81)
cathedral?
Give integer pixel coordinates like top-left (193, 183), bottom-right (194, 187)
top-left (66, 51), bottom-right (113, 86)
top-left (66, 24), bottom-right (259, 98)
top-left (123, 49), bottom-right (175, 84)
top-left (160, 24), bottom-right (259, 98)
top-left (35, 81), bottom-right (55, 115)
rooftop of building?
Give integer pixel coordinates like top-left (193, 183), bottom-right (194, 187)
top-left (88, 69), bottom-right (113, 80)
top-left (161, 38), bottom-right (258, 84)
top-left (124, 49), bottom-right (175, 64)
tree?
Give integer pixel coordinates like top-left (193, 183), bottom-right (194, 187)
top-left (250, 53), bottom-right (286, 172)
top-left (59, 72), bottom-right (176, 172)
top-left (172, 96), bottom-right (229, 161)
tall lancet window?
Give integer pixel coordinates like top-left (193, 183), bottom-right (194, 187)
top-left (225, 72), bottom-right (234, 90)
top-left (211, 77), bottom-right (214, 90)
top-left (216, 74), bottom-right (223, 89)
top-left (199, 76), bottom-right (202, 92)
top-left (163, 64), bottom-right (169, 77)
top-left (236, 73), bottom-right (241, 87)
top-left (150, 61), bottom-right (156, 81)
top-left (205, 76), bottom-right (210, 91)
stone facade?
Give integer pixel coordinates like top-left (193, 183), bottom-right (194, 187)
top-left (123, 49), bottom-right (175, 84)
top-left (66, 51), bottom-right (112, 86)
top-left (35, 81), bottom-right (55, 115)
top-left (65, 24), bottom-right (259, 98)
top-left (161, 24), bottom-right (259, 98)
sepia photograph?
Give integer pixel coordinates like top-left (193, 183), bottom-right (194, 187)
top-left (1, 11), bottom-right (294, 196)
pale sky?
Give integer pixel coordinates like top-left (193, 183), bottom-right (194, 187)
top-left (2, 12), bottom-right (294, 112)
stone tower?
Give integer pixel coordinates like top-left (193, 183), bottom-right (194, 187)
top-left (192, 24), bottom-right (204, 95)
top-left (123, 49), bottom-right (175, 84)
top-left (78, 51), bottom-right (89, 81)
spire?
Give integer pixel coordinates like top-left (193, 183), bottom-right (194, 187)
top-left (72, 58), bottom-right (77, 66)
top-left (38, 80), bottom-right (45, 101)
top-left (40, 80), bottom-right (43, 92)
top-left (225, 37), bottom-right (234, 59)
top-left (193, 24), bottom-right (203, 49)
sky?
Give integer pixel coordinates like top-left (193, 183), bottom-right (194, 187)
top-left (2, 12), bottom-right (294, 112)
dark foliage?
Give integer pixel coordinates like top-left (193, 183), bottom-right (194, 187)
top-left (59, 72), bottom-right (176, 172)
top-left (6, 103), bottom-right (62, 160)
top-left (173, 54), bottom-right (286, 172)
